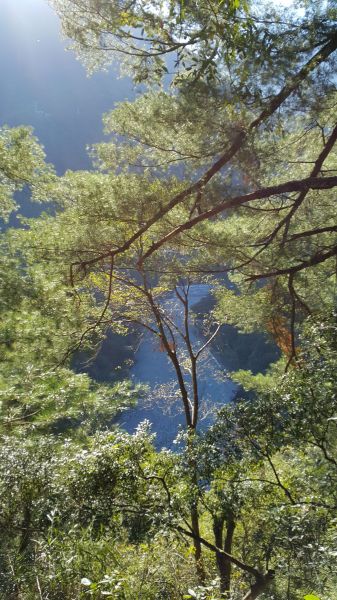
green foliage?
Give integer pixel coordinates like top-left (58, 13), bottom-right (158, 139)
top-left (0, 227), bottom-right (141, 436)
top-left (0, 126), bottom-right (54, 221)
top-left (0, 428), bottom-right (203, 600)
top-left (1, 1), bottom-right (337, 598)
top-left (51, 0), bottom-right (337, 96)
top-left (204, 316), bottom-right (337, 597)
top-left (51, 0), bottom-right (252, 85)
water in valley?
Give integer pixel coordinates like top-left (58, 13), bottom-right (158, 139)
top-left (120, 284), bottom-right (238, 447)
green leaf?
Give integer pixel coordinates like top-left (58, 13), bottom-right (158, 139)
top-left (304, 595), bottom-right (321, 600)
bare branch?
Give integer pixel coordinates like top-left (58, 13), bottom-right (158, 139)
top-left (141, 175), bottom-right (337, 263)
top-left (195, 324), bottom-right (221, 359)
top-left (247, 242), bottom-right (337, 281)
top-left (260, 122), bottom-right (337, 247)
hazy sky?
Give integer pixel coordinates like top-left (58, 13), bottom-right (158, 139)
top-left (0, 0), bottom-right (134, 173)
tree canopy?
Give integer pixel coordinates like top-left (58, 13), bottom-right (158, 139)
top-left (0, 0), bottom-right (336, 598)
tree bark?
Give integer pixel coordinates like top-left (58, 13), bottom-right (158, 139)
top-left (176, 524), bottom-right (275, 600)
top-left (19, 505), bottom-right (31, 555)
top-left (223, 516), bottom-right (236, 591)
top-left (191, 504), bottom-right (205, 582)
top-left (213, 514), bottom-right (236, 596)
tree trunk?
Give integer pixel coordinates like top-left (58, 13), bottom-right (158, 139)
top-left (213, 514), bottom-right (236, 596)
top-left (223, 516), bottom-right (235, 591)
top-left (19, 505), bottom-right (31, 555)
top-left (191, 504), bottom-right (205, 582)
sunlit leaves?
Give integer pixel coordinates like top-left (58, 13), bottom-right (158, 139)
top-left (0, 126), bottom-right (54, 221)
